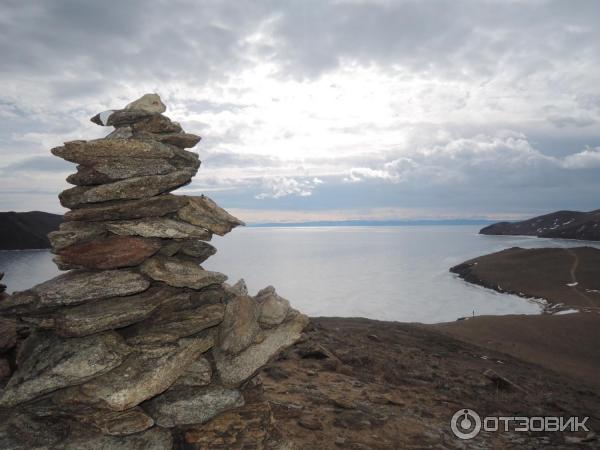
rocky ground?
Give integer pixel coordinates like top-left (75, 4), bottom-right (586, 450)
top-left (434, 313), bottom-right (600, 390)
top-left (480, 209), bottom-right (600, 241)
top-left (249, 317), bottom-right (599, 449)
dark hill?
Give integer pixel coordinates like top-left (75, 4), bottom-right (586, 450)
top-left (0, 211), bottom-right (63, 250)
top-left (480, 209), bottom-right (600, 241)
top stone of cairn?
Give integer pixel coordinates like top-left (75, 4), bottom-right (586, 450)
top-left (125, 93), bottom-right (166, 113)
top-left (91, 92), bottom-right (167, 126)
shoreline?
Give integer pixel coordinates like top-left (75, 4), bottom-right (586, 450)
top-left (450, 246), bottom-right (600, 312)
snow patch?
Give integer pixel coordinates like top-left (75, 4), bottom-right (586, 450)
top-left (99, 110), bottom-right (114, 125)
top-left (553, 309), bottom-right (579, 315)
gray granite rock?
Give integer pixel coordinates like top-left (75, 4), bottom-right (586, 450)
top-left (52, 139), bottom-right (175, 163)
top-left (60, 335), bottom-right (214, 411)
top-left (158, 241), bottom-right (183, 256)
top-left (59, 170), bottom-right (192, 208)
top-left (178, 240), bottom-right (216, 262)
top-left (107, 217), bottom-right (211, 240)
top-left (28, 286), bottom-right (180, 337)
top-left (0, 270), bottom-right (150, 315)
top-left (217, 295), bottom-right (259, 355)
top-left (172, 356), bottom-right (212, 387)
top-left (140, 256), bottom-right (227, 289)
top-left (0, 331), bottom-right (131, 407)
top-left (159, 285), bottom-right (229, 311)
top-left (177, 195), bottom-right (244, 236)
top-left (143, 385), bottom-right (243, 427)
top-left (168, 146), bottom-right (201, 170)
top-left (67, 158), bottom-right (178, 186)
top-left (135, 131), bottom-right (201, 149)
top-left (215, 311), bottom-right (309, 386)
top-left (255, 286), bottom-right (291, 328)
top-left (229, 279), bottom-right (249, 296)
top-left (64, 194), bottom-right (188, 222)
top-left (48, 221), bottom-right (107, 252)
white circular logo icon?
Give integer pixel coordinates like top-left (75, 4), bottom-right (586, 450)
top-left (451, 409), bottom-right (482, 440)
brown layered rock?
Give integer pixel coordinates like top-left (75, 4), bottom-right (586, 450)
top-left (0, 93), bottom-right (307, 449)
top-left (55, 235), bottom-right (161, 270)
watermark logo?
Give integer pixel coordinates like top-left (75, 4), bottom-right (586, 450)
top-left (451, 409), bottom-right (482, 439)
top-left (450, 409), bottom-right (589, 440)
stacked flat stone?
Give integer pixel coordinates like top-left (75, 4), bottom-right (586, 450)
top-left (0, 94), bottom-right (308, 449)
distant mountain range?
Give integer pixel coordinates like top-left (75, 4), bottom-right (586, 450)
top-left (0, 211), bottom-right (63, 250)
top-left (480, 209), bottom-right (600, 241)
top-left (250, 219), bottom-right (496, 227)
top-left (2, 209), bottom-right (598, 250)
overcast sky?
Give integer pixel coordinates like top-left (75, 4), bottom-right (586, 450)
top-left (1, 0), bottom-right (599, 222)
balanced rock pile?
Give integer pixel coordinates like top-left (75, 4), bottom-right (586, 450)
top-left (0, 94), bottom-right (308, 449)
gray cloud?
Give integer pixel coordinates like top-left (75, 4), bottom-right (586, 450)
top-left (0, 155), bottom-right (72, 173)
top-left (1, 0), bottom-right (600, 218)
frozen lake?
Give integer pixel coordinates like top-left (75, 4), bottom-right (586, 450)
top-left (2, 225), bottom-right (598, 323)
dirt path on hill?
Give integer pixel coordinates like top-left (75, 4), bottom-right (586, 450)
top-left (565, 248), bottom-right (595, 307)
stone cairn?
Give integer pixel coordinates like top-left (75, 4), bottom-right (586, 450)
top-left (0, 94), bottom-right (308, 449)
